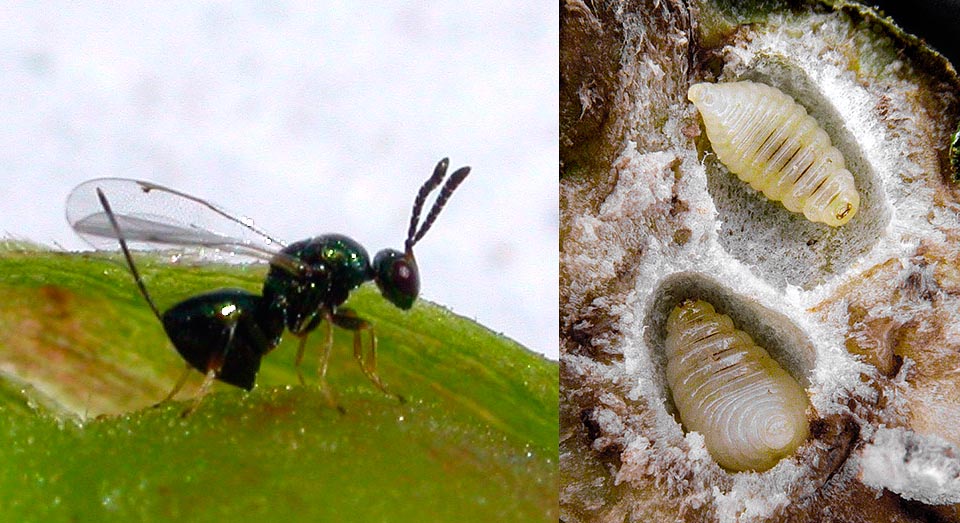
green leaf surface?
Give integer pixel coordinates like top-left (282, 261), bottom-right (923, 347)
top-left (0, 245), bottom-right (558, 522)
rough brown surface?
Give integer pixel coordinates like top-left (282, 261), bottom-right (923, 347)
top-left (561, 1), bottom-right (960, 521)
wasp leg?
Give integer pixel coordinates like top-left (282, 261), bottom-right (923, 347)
top-left (294, 333), bottom-right (345, 414)
top-left (294, 334), bottom-right (310, 387)
top-left (332, 308), bottom-right (405, 403)
top-left (319, 315), bottom-right (334, 387)
top-left (153, 363), bottom-right (193, 408)
top-left (299, 313), bottom-right (343, 413)
top-left (291, 311), bottom-right (324, 387)
top-left (173, 320), bottom-right (235, 417)
top-left (181, 368), bottom-right (218, 418)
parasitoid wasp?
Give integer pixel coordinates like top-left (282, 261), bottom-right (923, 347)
top-left (66, 158), bottom-right (470, 413)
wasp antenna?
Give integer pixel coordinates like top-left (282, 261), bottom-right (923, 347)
top-left (409, 165), bottom-right (470, 249)
top-left (96, 188), bottom-right (163, 321)
top-left (406, 158), bottom-right (450, 248)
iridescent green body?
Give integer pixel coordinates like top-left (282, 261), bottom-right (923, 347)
top-left (67, 158), bottom-right (470, 410)
top-left (264, 234), bottom-right (376, 335)
top-left (162, 290), bottom-right (283, 390)
top-left (162, 235), bottom-right (377, 390)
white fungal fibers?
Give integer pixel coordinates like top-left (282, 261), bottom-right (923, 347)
top-left (665, 300), bottom-right (811, 472)
top-left (688, 81), bottom-right (860, 226)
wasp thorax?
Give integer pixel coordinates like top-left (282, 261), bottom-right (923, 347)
top-left (373, 249), bottom-right (420, 310)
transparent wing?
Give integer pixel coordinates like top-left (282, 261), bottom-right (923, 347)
top-left (65, 178), bottom-right (298, 270)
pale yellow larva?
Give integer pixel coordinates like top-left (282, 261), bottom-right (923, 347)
top-left (688, 81), bottom-right (859, 227)
top-left (665, 299), bottom-right (810, 472)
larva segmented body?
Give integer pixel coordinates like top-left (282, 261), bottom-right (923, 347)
top-left (688, 81), bottom-right (859, 226)
top-left (665, 300), bottom-right (810, 472)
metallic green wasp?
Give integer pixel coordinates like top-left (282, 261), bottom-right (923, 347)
top-left (66, 158), bottom-right (470, 413)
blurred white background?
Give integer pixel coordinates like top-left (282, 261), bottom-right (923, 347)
top-left (1, 2), bottom-right (558, 359)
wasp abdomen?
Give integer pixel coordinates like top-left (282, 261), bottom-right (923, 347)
top-left (665, 299), bottom-right (810, 472)
top-left (162, 289), bottom-right (283, 390)
top-left (688, 81), bottom-right (859, 226)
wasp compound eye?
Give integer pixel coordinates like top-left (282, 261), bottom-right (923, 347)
top-left (373, 249), bottom-right (420, 310)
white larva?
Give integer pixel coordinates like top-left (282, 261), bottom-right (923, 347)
top-left (665, 299), bottom-right (810, 472)
top-left (688, 81), bottom-right (860, 227)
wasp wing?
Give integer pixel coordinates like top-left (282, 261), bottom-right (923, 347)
top-left (66, 178), bottom-right (301, 272)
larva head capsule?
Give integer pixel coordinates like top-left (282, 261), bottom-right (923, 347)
top-left (686, 83), bottom-right (728, 125)
top-left (823, 190), bottom-right (860, 227)
top-left (686, 83), bottom-right (716, 108)
top-left (801, 167), bottom-right (860, 226)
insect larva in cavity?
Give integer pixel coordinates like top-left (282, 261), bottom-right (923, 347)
top-left (688, 81), bottom-right (860, 227)
top-left (665, 299), bottom-right (810, 472)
